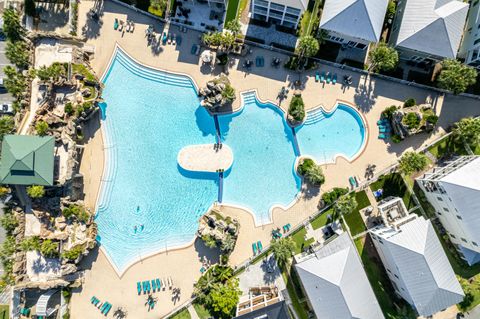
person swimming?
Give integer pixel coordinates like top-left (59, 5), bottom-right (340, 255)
top-left (140, 224), bottom-right (144, 231)
top-left (134, 225), bottom-right (137, 233)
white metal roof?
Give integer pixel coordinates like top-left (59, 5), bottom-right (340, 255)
top-left (382, 217), bottom-right (464, 317)
top-left (272, 0), bottom-right (308, 11)
top-left (394, 0), bottom-right (468, 58)
top-left (319, 0), bottom-right (389, 42)
top-left (295, 233), bottom-right (384, 319)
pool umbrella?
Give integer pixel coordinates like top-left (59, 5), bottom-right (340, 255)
top-left (201, 50), bottom-right (213, 63)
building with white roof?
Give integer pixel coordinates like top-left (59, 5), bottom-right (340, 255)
top-left (389, 0), bottom-right (469, 61)
top-left (458, 0), bottom-right (480, 69)
top-left (294, 233), bottom-right (384, 319)
top-left (370, 197), bottom-right (464, 317)
top-left (319, 0), bottom-right (389, 50)
top-left (417, 155), bottom-right (480, 265)
top-left (250, 0), bottom-right (307, 29)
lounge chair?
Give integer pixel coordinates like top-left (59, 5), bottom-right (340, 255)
top-left (379, 127), bottom-right (391, 133)
top-left (146, 281), bottom-right (151, 293)
top-left (349, 176), bottom-right (357, 187)
top-left (257, 241), bottom-right (263, 252)
top-left (320, 72), bottom-right (326, 83)
top-left (252, 242), bottom-right (257, 255)
top-left (378, 133), bottom-right (387, 139)
top-left (151, 279), bottom-right (157, 292)
top-left (143, 281), bottom-right (148, 294)
top-left (191, 44), bottom-right (197, 55)
top-left (326, 73), bottom-right (332, 84)
top-left (102, 302), bottom-right (112, 315)
top-left (255, 57), bottom-right (261, 67)
top-left (332, 74), bottom-right (337, 84)
top-left (137, 282), bottom-right (141, 295)
top-left (156, 278), bottom-right (161, 290)
top-left (315, 72), bottom-right (320, 82)
top-left (100, 303), bottom-right (108, 313)
top-left (130, 21), bottom-right (135, 32)
top-left (377, 119), bottom-right (388, 126)
top-left (167, 33), bottom-right (172, 44)
top-left (172, 34), bottom-right (176, 45)
top-left (118, 21), bottom-right (124, 32)
top-left (114, 18), bottom-right (119, 30)
top-left (162, 32), bottom-right (168, 45)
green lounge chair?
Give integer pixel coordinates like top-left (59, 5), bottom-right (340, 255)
top-left (349, 176), bottom-right (356, 187)
top-left (156, 278), bottom-right (161, 290)
top-left (378, 133), bottom-right (388, 139)
top-left (315, 72), bottom-right (320, 82)
top-left (100, 303), bottom-right (108, 312)
top-left (332, 74), bottom-right (337, 84)
top-left (320, 72), bottom-right (326, 83)
top-left (137, 282), bottom-right (141, 295)
top-left (326, 73), bottom-right (332, 84)
top-left (252, 242), bottom-right (257, 255)
top-left (104, 303), bottom-right (112, 315)
top-left (257, 241), bottom-right (263, 252)
top-left (91, 296), bottom-right (96, 303)
top-left (152, 279), bottom-right (157, 292)
top-left (114, 18), bottom-right (119, 30)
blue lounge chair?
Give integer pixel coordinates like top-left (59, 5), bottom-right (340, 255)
top-left (315, 72), bottom-right (320, 82)
top-left (103, 303), bottom-right (112, 315)
top-left (146, 281), bottom-right (151, 293)
top-left (326, 73), bottom-right (332, 84)
top-left (137, 282), bottom-right (141, 295)
top-left (252, 242), bottom-right (257, 255)
top-left (156, 278), bottom-right (161, 290)
top-left (378, 133), bottom-right (387, 139)
top-left (379, 127), bottom-right (392, 133)
top-left (257, 241), bottom-right (263, 252)
top-left (142, 281), bottom-right (147, 294)
top-left (349, 176), bottom-right (357, 187)
top-left (377, 119), bottom-right (388, 126)
top-left (320, 72), bottom-right (326, 83)
top-left (191, 44), bottom-right (197, 55)
top-left (162, 32), bottom-right (167, 44)
top-left (151, 279), bottom-right (157, 292)
top-left (332, 74), bottom-right (337, 84)
top-left (114, 18), bottom-right (119, 30)
top-left (100, 303), bottom-right (108, 313)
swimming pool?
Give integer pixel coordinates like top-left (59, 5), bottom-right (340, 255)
top-left (97, 48), bottom-right (366, 272)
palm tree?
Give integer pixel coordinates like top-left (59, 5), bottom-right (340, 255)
top-left (368, 42), bottom-right (398, 73)
top-left (6, 40), bottom-right (29, 68)
top-left (2, 9), bottom-right (25, 41)
top-left (225, 20), bottom-right (241, 36)
top-left (334, 195), bottom-right (357, 218)
top-left (221, 85), bottom-right (236, 103)
top-left (220, 234), bottom-right (235, 253)
top-left (271, 237), bottom-right (296, 266)
top-left (214, 266), bottom-right (233, 282)
top-left (452, 117), bottom-right (480, 148)
top-left (305, 164), bottom-right (325, 186)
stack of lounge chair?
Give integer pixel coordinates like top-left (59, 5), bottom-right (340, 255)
top-left (252, 241), bottom-right (263, 255)
top-left (91, 296), bottom-right (112, 316)
top-left (282, 223), bottom-right (291, 233)
top-left (316, 72), bottom-right (337, 85)
top-left (377, 118), bottom-right (392, 139)
top-left (255, 56), bottom-right (265, 67)
top-left (138, 278), bottom-right (170, 295)
top-left (271, 228), bottom-right (282, 239)
top-left (349, 176), bottom-right (359, 188)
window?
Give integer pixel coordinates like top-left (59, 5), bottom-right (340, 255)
top-left (437, 196), bottom-right (443, 201)
top-left (379, 239), bottom-right (384, 244)
top-left (387, 268), bottom-right (391, 273)
top-left (450, 234), bottom-right (456, 239)
top-left (473, 242), bottom-right (478, 247)
top-left (443, 207), bottom-right (449, 212)
top-left (461, 238), bottom-right (468, 243)
top-left (394, 274), bottom-right (399, 279)
top-left (437, 211), bottom-right (442, 216)
top-left (456, 215), bottom-right (462, 220)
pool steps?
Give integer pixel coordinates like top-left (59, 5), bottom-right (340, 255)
top-left (304, 108), bottom-right (327, 125)
top-left (115, 52), bottom-right (193, 88)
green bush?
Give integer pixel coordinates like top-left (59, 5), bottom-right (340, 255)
top-left (425, 114), bottom-right (438, 125)
top-left (21, 236), bottom-right (41, 251)
top-left (297, 158), bottom-right (315, 175)
top-left (64, 102), bottom-right (74, 116)
top-left (40, 239), bottom-right (59, 258)
top-left (297, 158), bottom-right (324, 185)
top-left (202, 234), bottom-right (217, 249)
top-left (391, 134), bottom-right (402, 143)
top-left (76, 101), bottom-right (93, 117)
top-left (35, 120), bottom-right (49, 136)
top-left (288, 96), bottom-right (305, 122)
top-left (321, 187), bottom-right (349, 206)
top-left (27, 185), bottom-right (45, 198)
top-left (403, 98), bottom-right (416, 108)
top-left (381, 105), bottom-right (397, 120)
top-left (403, 112), bottom-right (420, 129)
top-left (62, 204), bottom-right (90, 223)
top-left (0, 210), bottom-right (18, 234)
top-left (62, 245), bottom-right (85, 261)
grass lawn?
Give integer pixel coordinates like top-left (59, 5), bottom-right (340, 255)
top-left (299, 0), bottom-right (321, 37)
top-left (72, 64), bottom-right (96, 82)
top-left (238, 0), bottom-right (249, 19)
top-left (291, 228), bottom-right (314, 254)
top-left (370, 173), bottom-right (415, 209)
top-left (193, 303), bottom-right (211, 319)
top-left (427, 135), bottom-right (467, 159)
top-left (280, 263), bottom-right (309, 319)
top-left (225, 0), bottom-right (240, 23)
top-left (355, 236), bottom-right (416, 319)
top-left (169, 308), bottom-right (191, 319)
top-left (310, 208), bottom-right (334, 230)
top-left (0, 305), bottom-right (8, 319)
top-left (412, 182), bottom-right (436, 218)
top-left (148, 5), bottom-right (165, 18)
top-left (343, 191), bottom-right (369, 236)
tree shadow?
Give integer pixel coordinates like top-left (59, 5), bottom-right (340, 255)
top-left (81, 0), bottom-right (105, 40)
top-left (353, 77), bottom-right (377, 113)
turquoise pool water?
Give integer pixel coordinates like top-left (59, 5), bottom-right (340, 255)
top-left (295, 105), bottom-right (366, 163)
top-left (97, 49), bottom-right (366, 272)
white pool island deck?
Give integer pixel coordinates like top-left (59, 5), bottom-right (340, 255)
top-left (177, 144), bottom-right (233, 172)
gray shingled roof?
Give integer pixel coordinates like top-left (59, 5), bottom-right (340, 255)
top-left (295, 233), bottom-right (384, 319)
top-left (382, 217), bottom-right (464, 316)
top-left (319, 0), bottom-right (389, 42)
top-left (394, 0), bottom-right (468, 58)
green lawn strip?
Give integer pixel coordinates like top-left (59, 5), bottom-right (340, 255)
top-left (343, 191), bottom-right (369, 236)
top-left (299, 0), bottom-right (321, 37)
top-left (279, 263), bottom-right (309, 319)
top-left (169, 308), bottom-right (191, 319)
top-left (225, 0), bottom-right (240, 23)
top-left (354, 236), bottom-right (416, 319)
top-left (72, 64), bottom-right (96, 82)
top-left (310, 208), bottom-right (333, 230)
top-left (0, 305), bottom-right (8, 319)
top-left (193, 302), bottom-right (212, 319)
top-left (148, 5), bottom-right (164, 18)
top-left (370, 173), bottom-right (415, 209)
top-left (291, 228), bottom-right (314, 254)
top-left (427, 135), bottom-right (467, 159)
top-left (238, 0), bottom-right (249, 18)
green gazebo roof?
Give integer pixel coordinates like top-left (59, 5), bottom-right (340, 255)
top-left (0, 135), bottom-right (55, 186)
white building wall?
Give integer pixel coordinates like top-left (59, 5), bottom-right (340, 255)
top-left (459, 0), bottom-right (480, 68)
top-left (251, 0), bottom-right (304, 28)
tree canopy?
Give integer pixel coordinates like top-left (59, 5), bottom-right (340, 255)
top-left (334, 194), bottom-right (357, 217)
top-left (452, 117), bottom-right (480, 147)
top-left (398, 151), bottom-right (428, 175)
top-left (297, 35), bottom-right (319, 58)
top-left (2, 9), bottom-right (25, 41)
top-left (271, 237), bottom-right (296, 266)
top-left (0, 116), bottom-right (15, 141)
top-left (3, 66), bottom-right (27, 98)
top-left (225, 20), bottom-right (241, 35)
top-left (26, 185), bottom-right (45, 198)
top-left (6, 40), bottom-right (29, 69)
top-left (368, 42), bottom-right (398, 73)
top-left (437, 59), bottom-right (477, 94)
top-left (206, 280), bottom-right (241, 318)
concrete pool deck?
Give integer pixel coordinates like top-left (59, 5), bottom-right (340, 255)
top-left (72, 1), bottom-right (480, 318)
top-left (177, 144), bottom-right (233, 172)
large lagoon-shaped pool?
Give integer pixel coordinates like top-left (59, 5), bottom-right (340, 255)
top-left (97, 49), bottom-right (366, 272)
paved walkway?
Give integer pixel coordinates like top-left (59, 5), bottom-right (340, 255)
top-left (187, 304), bottom-right (199, 319)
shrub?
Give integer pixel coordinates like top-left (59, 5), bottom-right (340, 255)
top-left (202, 234), bottom-right (218, 249)
top-left (381, 105), bottom-right (397, 120)
top-left (20, 236), bottom-right (41, 251)
top-left (403, 98), bottom-right (416, 108)
top-left (62, 245), bottom-right (85, 261)
top-left (40, 239), bottom-right (59, 258)
top-left (403, 112), bottom-right (420, 129)
top-left (391, 134), bottom-right (402, 143)
top-left (76, 101), bottom-right (94, 117)
top-left (321, 187), bottom-right (349, 206)
top-left (0, 115), bottom-right (15, 140)
top-left (0, 186), bottom-right (10, 196)
top-left (297, 158), bottom-right (315, 175)
top-left (399, 151), bottom-right (428, 175)
top-left (305, 165), bottom-right (325, 185)
top-left (62, 204), bottom-right (89, 223)
top-left (35, 120), bottom-right (49, 136)
top-left (288, 96), bottom-right (305, 122)
top-left (425, 114), bottom-right (438, 125)
top-left (26, 185), bottom-right (45, 198)
top-left (0, 210), bottom-right (18, 234)
top-left (64, 102), bottom-right (74, 116)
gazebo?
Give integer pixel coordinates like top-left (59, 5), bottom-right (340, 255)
top-left (0, 135), bottom-right (55, 186)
